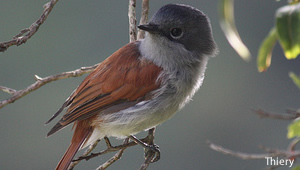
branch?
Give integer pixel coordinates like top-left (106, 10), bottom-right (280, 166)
top-left (208, 109), bottom-right (300, 169)
top-left (255, 109), bottom-right (300, 120)
top-left (0, 0), bottom-right (59, 52)
top-left (128, 0), bottom-right (137, 42)
top-left (74, 137), bottom-right (148, 162)
top-left (208, 141), bottom-right (279, 160)
top-left (72, 130), bottom-right (157, 169)
top-left (69, 139), bottom-right (101, 170)
top-left (96, 138), bottom-right (129, 170)
top-left (0, 64), bottom-right (97, 109)
top-left (0, 86), bottom-right (17, 95)
top-left (208, 140), bottom-right (300, 169)
top-left (137, 0), bottom-right (149, 40)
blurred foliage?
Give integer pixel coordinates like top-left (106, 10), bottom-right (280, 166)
top-left (289, 72), bottom-right (300, 89)
top-left (293, 165), bottom-right (300, 170)
top-left (257, 2), bottom-right (300, 72)
top-left (219, 0), bottom-right (251, 61)
top-left (219, 0), bottom-right (300, 73)
top-left (288, 118), bottom-right (300, 138)
top-left (257, 27), bottom-right (277, 72)
top-left (220, 0), bottom-right (300, 168)
top-left (276, 3), bottom-right (300, 60)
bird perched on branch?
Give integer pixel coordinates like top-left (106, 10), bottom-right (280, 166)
top-left (46, 3), bottom-right (217, 170)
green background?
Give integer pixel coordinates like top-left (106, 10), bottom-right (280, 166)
top-left (1, 0), bottom-right (299, 169)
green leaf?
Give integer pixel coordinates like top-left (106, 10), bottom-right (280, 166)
top-left (289, 72), bottom-right (300, 89)
top-left (288, 118), bottom-right (300, 138)
top-left (276, 3), bottom-right (300, 59)
top-left (290, 0), bottom-right (300, 5)
top-left (257, 27), bottom-right (277, 72)
top-left (219, 0), bottom-right (251, 61)
top-left (293, 165), bottom-right (300, 170)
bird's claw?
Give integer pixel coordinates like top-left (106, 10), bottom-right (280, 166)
top-left (144, 144), bottom-right (160, 163)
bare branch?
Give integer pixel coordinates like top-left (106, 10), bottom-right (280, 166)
top-left (137, 0), bottom-right (149, 40)
top-left (69, 139), bottom-right (101, 170)
top-left (208, 140), bottom-right (300, 161)
top-left (72, 131), bottom-right (157, 168)
top-left (255, 109), bottom-right (300, 120)
top-left (128, 0), bottom-right (137, 42)
top-left (0, 64), bottom-right (98, 109)
top-left (207, 141), bottom-right (278, 160)
top-left (287, 109), bottom-right (300, 116)
top-left (288, 138), bottom-right (300, 152)
top-left (96, 138), bottom-right (129, 170)
top-left (0, 0), bottom-right (59, 52)
top-left (0, 86), bottom-right (17, 95)
top-left (209, 109), bottom-right (300, 169)
top-left (74, 137), bottom-right (148, 162)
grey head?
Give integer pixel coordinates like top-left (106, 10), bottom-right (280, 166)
top-left (138, 4), bottom-right (217, 56)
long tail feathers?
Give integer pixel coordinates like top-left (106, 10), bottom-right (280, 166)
top-left (55, 126), bottom-right (92, 170)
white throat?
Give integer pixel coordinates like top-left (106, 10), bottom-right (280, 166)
top-left (139, 33), bottom-right (203, 71)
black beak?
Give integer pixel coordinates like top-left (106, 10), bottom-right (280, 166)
top-left (138, 24), bottom-right (160, 33)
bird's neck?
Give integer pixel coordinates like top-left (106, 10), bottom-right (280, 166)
top-left (138, 34), bottom-right (209, 109)
top-left (139, 34), bottom-right (204, 70)
top-left (138, 34), bottom-right (208, 73)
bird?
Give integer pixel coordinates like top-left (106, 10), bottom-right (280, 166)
top-left (46, 3), bottom-right (218, 170)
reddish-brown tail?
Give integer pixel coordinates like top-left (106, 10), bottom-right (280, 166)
top-left (55, 121), bottom-right (93, 170)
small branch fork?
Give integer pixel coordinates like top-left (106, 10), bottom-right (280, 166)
top-left (0, 64), bottom-right (98, 109)
top-left (209, 109), bottom-right (300, 170)
top-left (0, 0), bottom-right (59, 52)
top-left (208, 139), bottom-right (300, 170)
top-left (70, 128), bottom-right (157, 170)
top-left (0, 0), bottom-right (64, 108)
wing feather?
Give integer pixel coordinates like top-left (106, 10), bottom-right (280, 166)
top-left (47, 42), bottom-right (162, 136)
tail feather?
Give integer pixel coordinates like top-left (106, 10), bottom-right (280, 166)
top-left (47, 122), bottom-right (65, 137)
top-left (55, 125), bottom-right (92, 170)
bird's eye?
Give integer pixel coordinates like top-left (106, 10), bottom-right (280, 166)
top-left (170, 28), bottom-right (183, 39)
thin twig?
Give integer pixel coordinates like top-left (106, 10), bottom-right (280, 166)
top-left (74, 137), bottom-right (150, 162)
top-left (287, 109), bottom-right (300, 116)
top-left (0, 0), bottom-right (59, 52)
top-left (208, 141), bottom-right (282, 159)
top-left (69, 139), bottom-right (101, 170)
top-left (208, 141), bottom-right (300, 170)
top-left (288, 138), bottom-right (300, 152)
top-left (73, 133), bottom-right (156, 169)
top-left (255, 109), bottom-right (300, 120)
top-left (128, 0), bottom-right (137, 42)
top-left (137, 0), bottom-right (149, 40)
top-left (0, 64), bottom-right (98, 109)
top-left (0, 86), bottom-right (17, 95)
top-left (96, 138), bottom-right (129, 170)
top-left (208, 140), bottom-right (300, 160)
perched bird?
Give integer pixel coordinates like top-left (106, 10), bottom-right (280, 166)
top-left (46, 3), bottom-right (217, 170)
